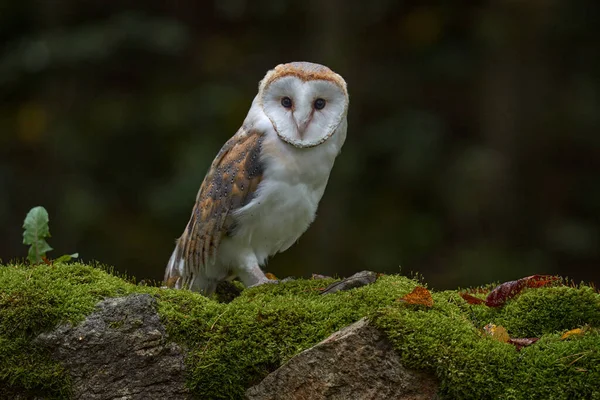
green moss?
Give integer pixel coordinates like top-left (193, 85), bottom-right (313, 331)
top-left (372, 289), bottom-right (600, 399)
top-left (495, 286), bottom-right (600, 337)
top-left (0, 263), bottom-right (153, 397)
top-left (1, 263), bottom-right (599, 399)
top-left (0, 335), bottom-right (70, 399)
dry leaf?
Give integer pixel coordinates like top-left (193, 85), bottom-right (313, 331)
top-left (561, 328), bottom-right (584, 340)
top-left (265, 272), bottom-right (278, 280)
top-left (483, 323), bottom-right (510, 343)
top-left (459, 292), bottom-right (485, 305)
top-left (397, 286), bottom-right (434, 307)
top-left (484, 324), bottom-right (539, 350)
top-left (165, 276), bottom-right (180, 288)
top-left (485, 275), bottom-right (560, 307)
top-left (508, 337), bottom-right (539, 351)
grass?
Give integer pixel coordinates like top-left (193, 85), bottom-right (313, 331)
top-left (0, 262), bottom-right (598, 399)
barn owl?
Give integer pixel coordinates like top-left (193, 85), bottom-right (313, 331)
top-left (164, 62), bottom-right (349, 295)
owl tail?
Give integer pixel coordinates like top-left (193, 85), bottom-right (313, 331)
top-left (164, 240), bottom-right (184, 289)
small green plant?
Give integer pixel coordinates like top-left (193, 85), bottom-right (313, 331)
top-left (22, 206), bottom-right (78, 264)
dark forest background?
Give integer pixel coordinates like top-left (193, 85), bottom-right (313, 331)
top-left (1, 0), bottom-right (598, 289)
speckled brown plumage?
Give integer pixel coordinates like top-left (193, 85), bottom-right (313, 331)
top-left (173, 128), bottom-right (264, 286)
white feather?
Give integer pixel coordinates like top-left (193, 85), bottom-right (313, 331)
top-left (166, 63), bottom-right (348, 294)
top-left (205, 93), bottom-right (347, 283)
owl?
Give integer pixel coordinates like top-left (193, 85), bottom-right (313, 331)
top-left (164, 62), bottom-right (349, 295)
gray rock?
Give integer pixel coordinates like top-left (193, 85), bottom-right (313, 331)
top-left (320, 271), bottom-right (378, 295)
top-left (246, 318), bottom-right (439, 400)
top-left (36, 294), bottom-right (189, 400)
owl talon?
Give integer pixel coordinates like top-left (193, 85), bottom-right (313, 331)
top-left (248, 279), bottom-right (279, 289)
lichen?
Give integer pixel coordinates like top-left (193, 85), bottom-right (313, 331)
top-left (1, 263), bottom-right (598, 399)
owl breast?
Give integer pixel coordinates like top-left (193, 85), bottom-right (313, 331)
top-left (223, 125), bottom-right (344, 266)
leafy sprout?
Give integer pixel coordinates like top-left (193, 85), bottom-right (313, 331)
top-left (22, 206), bottom-right (78, 264)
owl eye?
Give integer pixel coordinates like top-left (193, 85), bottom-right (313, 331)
top-left (281, 97), bottom-right (293, 109)
top-left (314, 98), bottom-right (326, 110)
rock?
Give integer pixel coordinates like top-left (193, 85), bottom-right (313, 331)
top-left (246, 318), bottom-right (439, 400)
top-left (320, 271), bottom-right (378, 295)
top-left (36, 294), bottom-right (189, 400)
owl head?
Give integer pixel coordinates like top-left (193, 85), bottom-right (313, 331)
top-left (258, 62), bottom-right (349, 148)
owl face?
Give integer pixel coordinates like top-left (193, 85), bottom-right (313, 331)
top-left (258, 62), bottom-right (349, 148)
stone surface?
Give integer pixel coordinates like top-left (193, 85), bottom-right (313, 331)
top-left (246, 318), bottom-right (439, 400)
top-left (36, 294), bottom-right (189, 400)
top-left (320, 270), bottom-right (378, 295)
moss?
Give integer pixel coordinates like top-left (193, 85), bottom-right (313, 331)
top-left (372, 289), bottom-right (600, 399)
top-left (1, 263), bottom-right (599, 399)
top-left (0, 335), bottom-right (70, 399)
top-left (0, 263), bottom-right (153, 397)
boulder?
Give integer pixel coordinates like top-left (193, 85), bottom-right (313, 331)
top-left (246, 318), bottom-right (439, 400)
top-left (36, 294), bottom-right (189, 400)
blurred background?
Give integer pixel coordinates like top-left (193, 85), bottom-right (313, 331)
top-left (1, 0), bottom-right (598, 290)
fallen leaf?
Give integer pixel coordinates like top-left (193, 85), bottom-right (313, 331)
top-left (485, 275), bottom-right (560, 307)
top-left (459, 292), bottom-right (485, 305)
top-left (165, 276), bottom-right (180, 288)
top-left (483, 323), bottom-right (510, 343)
top-left (265, 272), bottom-right (278, 280)
top-left (508, 337), bottom-right (539, 351)
top-left (525, 275), bottom-right (561, 288)
top-left (397, 286), bottom-right (434, 307)
top-left (561, 328), bottom-right (584, 340)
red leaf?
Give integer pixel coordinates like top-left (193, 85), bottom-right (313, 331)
top-left (459, 292), bottom-right (485, 305)
top-left (508, 337), bottom-right (539, 351)
top-left (524, 275), bottom-right (560, 288)
top-left (485, 275), bottom-right (560, 307)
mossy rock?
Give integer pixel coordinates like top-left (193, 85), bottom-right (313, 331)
top-left (0, 263), bottom-right (598, 399)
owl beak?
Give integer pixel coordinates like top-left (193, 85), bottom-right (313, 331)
top-left (294, 110), bottom-right (313, 137)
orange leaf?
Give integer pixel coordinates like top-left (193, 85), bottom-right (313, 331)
top-left (561, 328), bottom-right (584, 340)
top-left (265, 272), bottom-right (278, 280)
top-left (397, 286), bottom-right (434, 307)
top-left (483, 323), bottom-right (510, 343)
top-left (165, 276), bottom-right (180, 288)
top-left (485, 275), bottom-right (560, 307)
top-left (459, 292), bottom-right (485, 305)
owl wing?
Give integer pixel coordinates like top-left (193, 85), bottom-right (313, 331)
top-left (165, 127), bottom-right (264, 288)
